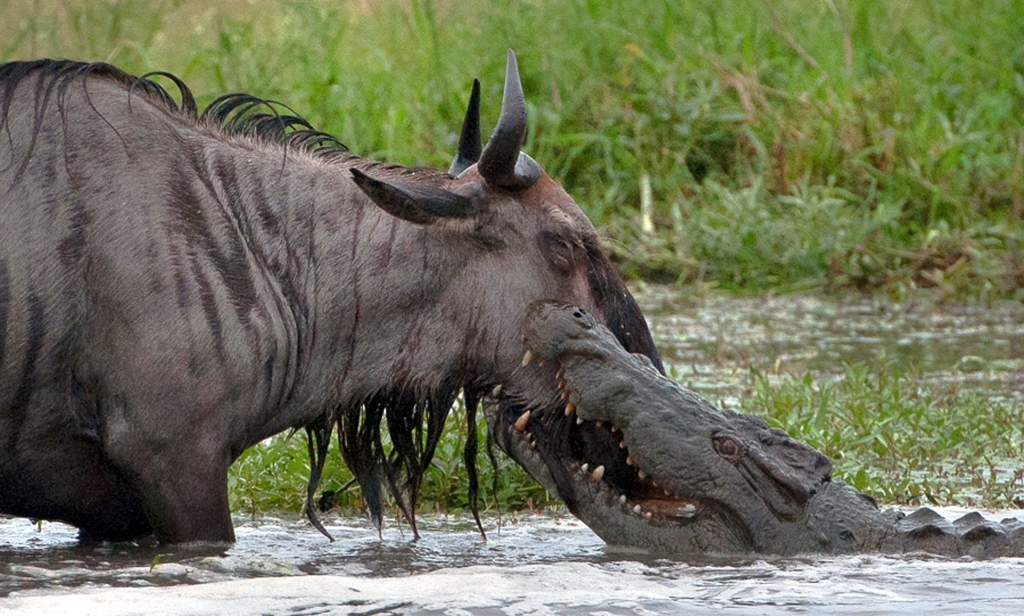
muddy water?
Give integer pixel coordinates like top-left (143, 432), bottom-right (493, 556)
top-left (636, 287), bottom-right (1024, 406)
top-left (3, 288), bottom-right (1024, 615)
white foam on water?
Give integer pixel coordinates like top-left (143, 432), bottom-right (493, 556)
top-left (4, 555), bottom-right (1024, 616)
top-left (2, 495), bottom-right (1023, 614)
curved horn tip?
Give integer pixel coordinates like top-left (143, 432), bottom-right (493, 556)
top-left (501, 50), bottom-right (526, 127)
top-left (479, 49), bottom-right (533, 188)
top-left (505, 48), bottom-right (519, 75)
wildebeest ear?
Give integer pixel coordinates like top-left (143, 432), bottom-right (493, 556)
top-left (351, 168), bottom-right (474, 225)
top-left (448, 78), bottom-right (481, 177)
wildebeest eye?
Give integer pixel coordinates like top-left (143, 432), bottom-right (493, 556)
top-left (538, 231), bottom-right (579, 275)
top-left (713, 433), bottom-right (746, 462)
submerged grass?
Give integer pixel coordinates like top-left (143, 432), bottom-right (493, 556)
top-left (4, 0), bottom-right (1024, 299)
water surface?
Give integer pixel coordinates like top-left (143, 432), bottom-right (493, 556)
top-left (637, 288), bottom-right (1024, 406)
top-left (3, 511), bottom-right (1024, 615)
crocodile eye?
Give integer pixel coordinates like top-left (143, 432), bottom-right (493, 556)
top-left (713, 433), bottom-right (746, 462)
top-left (758, 430), bottom-right (774, 446)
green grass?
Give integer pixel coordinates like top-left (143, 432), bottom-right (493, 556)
top-left (228, 401), bottom-right (552, 519)
top-left (5, 0), bottom-right (1024, 299)
top-left (743, 362), bottom-right (1024, 509)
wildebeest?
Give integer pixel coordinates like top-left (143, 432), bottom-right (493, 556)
top-left (0, 51), bottom-right (661, 544)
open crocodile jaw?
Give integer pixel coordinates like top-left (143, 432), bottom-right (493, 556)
top-left (483, 393), bottom-right (746, 555)
top-left (485, 301), bottom-right (835, 555)
top-left (489, 301), bottom-right (1024, 559)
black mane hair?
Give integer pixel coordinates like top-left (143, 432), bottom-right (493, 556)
top-left (0, 59), bottom-right (445, 183)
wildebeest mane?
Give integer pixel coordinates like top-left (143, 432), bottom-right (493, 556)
top-left (1, 59), bottom-right (447, 186)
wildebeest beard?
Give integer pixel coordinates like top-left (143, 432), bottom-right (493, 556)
top-left (304, 238), bottom-right (663, 540)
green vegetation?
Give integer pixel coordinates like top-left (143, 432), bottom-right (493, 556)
top-left (6, 0), bottom-right (1023, 299)
top-left (5, 0), bottom-right (1022, 516)
top-left (744, 362), bottom-right (1024, 509)
top-left (228, 403), bottom-right (552, 519)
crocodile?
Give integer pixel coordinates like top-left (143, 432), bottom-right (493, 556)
top-left (485, 301), bottom-right (1024, 558)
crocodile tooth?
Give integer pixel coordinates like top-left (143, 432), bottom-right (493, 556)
top-left (644, 512), bottom-right (652, 520)
top-left (530, 441), bottom-right (536, 450)
top-left (521, 335), bottom-right (527, 343)
top-left (576, 416), bottom-right (584, 425)
top-left (678, 503), bottom-right (697, 517)
top-left (560, 389), bottom-right (570, 400)
top-left (557, 367), bottom-right (565, 381)
top-left (638, 469), bottom-right (647, 479)
top-left (557, 378), bottom-right (566, 390)
top-left (619, 441), bottom-right (626, 449)
top-left (521, 349), bottom-right (534, 367)
top-left (513, 410), bottom-right (531, 432)
top-left (581, 463), bottom-right (589, 473)
top-left (625, 455), bottom-right (634, 466)
top-left (491, 385), bottom-right (502, 397)
top-left (610, 425), bottom-right (618, 433)
top-left (595, 420), bottom-right (603, 427)
top-left (619, 495), bottom-right (627, 505)
top-left (591, 465), bottom-right (605, 482)
top-left (564, 401), bottom-right (575, 416)
top-left (633, 505), bottom-right (642, 514)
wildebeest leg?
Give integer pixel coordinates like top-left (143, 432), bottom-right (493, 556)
top-left (108, 435), bottom-right (235, 544)
top-left (142, 463), bottom-right (235, 545)
top-left (100, 397), bottom-right (237, 544)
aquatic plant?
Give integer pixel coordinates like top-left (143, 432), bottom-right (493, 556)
top-left (746, 361), bottom-right (1024, 509)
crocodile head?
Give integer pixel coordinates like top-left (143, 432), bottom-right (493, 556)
top-left (486, 301), bottom-right (835, 555)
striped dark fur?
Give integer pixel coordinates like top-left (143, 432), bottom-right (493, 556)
top-left (0, 58), bottom-right (660, 544)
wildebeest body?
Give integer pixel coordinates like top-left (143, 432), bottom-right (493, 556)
top-left (0, 58), bottom-right (660, 543)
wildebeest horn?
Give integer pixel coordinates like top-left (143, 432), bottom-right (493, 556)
top-left (351, 168), bottom-right (474, 225)
top-left (478, 50), bottom-right (542, 190)
top-left (448, 78), bottom-right (481, 177)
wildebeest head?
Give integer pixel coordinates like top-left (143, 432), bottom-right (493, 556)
top-left (349, 51), bottom-right (659, 368)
